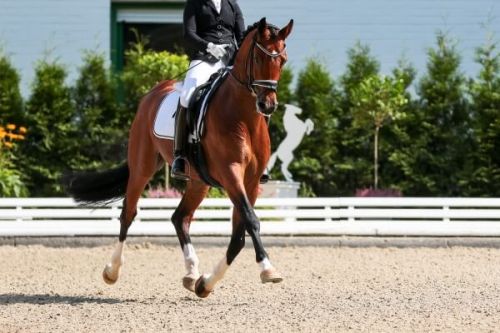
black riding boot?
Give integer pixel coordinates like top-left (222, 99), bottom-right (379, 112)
top-left (260, 116), bottom-right (271, 184)
top-left (171, 106), bottom-right (190, 181)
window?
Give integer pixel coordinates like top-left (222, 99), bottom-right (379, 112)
top-left (111, 3), bottom-right (185, 71)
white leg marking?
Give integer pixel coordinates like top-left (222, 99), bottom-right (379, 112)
top-left (105, 241), bottom-right (125, 280)
top-left (259, 257), bottom-right (273, 271)
top-left (204, 256), bottom-right (229, 291)
top-left (182, 243), bottom-right (200, 277)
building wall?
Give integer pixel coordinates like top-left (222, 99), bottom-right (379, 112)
top-left (239, 0), bottom-right (500, 80)
top-left (1, 0), bottom-right (499, 95)
top-left (0, 0), bottom-right (110, 96)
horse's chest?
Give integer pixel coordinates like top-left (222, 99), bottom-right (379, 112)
top-left (247, 132), bottom-right (269, 164)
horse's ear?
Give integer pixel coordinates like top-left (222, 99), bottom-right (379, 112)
top-left (279, 19), bottom-right (294, 40)
top-left (258, 17), bottom-right (267, 35)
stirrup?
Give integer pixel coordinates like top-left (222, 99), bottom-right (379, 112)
top-left (171, 156), bottom-right (190, 181)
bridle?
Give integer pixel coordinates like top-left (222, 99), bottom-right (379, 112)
top-left (230, 28), bottom-right (287, 96)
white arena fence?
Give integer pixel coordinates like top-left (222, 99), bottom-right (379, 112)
top-left (1, 197), bottom-right (500, 237)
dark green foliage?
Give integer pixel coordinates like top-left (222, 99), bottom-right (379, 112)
top-left (467, 38), bottom-right (500, 195)
top-left (341, 42), bottom-right (381, 103)
top-left (290, 59), bottom-right (340, 196)
top-left (337, 43), bottom-right (380, 193)
top-left (394, 33), bottom-right (471, 195)
top-left (121, 37), bottom-right (189, 122)
top-left (72, 52), bottom-right (126, 170)
top-left (385, 59), bottom-right (417, 193)
top-left (21, 60), bottom-right (77, 196)
top-left (0, 53), bottom-right (24, 124)
top-left (3, 31), bottom-right (500, 197)
top-left (351, 74), bottom-right (408, 189)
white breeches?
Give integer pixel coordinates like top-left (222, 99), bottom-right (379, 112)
top-left (179, 60), bottom-right (225, 108)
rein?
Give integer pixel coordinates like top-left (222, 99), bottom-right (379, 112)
top-left (229, 33), bottom-right (286, 95)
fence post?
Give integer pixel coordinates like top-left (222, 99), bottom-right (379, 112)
top-left (111, 202), bottom-right (120, 223)
top-left (324, 205), bottom-right (332, 222)
top-left (16, 203), bottom-right (23, 223)
top-left (443, 206), bottom-right (450, 223)
top-left (347, 205), bottom-right (355, 222)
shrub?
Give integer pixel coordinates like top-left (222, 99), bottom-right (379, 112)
top-left (72, 51), bottom-right (125, 170)
top-left (22, 59), bottom-right (76, 196)
top-left (0, 124), bottom-right (28, 197)
top-left (121, 36), bottom-right (189, 120)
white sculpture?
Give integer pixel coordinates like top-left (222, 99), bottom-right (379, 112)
top-left (267, 104), bottom-right (314, 182)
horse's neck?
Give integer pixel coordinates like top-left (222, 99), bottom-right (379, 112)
top-left (213, 77), bottom-right (258, 122)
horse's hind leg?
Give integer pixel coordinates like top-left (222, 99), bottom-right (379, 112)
top-left (102, 173), bottom-right (152, 284)
top-left (102, 137), bottom-right (160, 285)
top-left (171, 180), bottom-right (209, 292)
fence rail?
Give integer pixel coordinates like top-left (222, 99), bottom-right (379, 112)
top-left (1, 197), bottom-right (500, 237)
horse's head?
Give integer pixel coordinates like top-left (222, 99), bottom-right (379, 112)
top-left (232, 17), bottom-right (294, 116)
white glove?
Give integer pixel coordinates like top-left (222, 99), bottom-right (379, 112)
top-left (206, 42), bottom-right (229, 60)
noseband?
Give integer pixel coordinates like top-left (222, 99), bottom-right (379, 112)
top-left (230, 31), bottom-right (286, 96)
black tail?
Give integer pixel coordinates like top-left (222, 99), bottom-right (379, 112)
top-left (63, 163), bottom-right (129, 206)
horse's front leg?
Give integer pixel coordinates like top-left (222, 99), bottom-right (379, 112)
top-left (237, 181), bottom-right (283, 284)
top-left (171, 180), bottom-right (209, 292)
top-left (194, 210), bottom-right (246, 297)
top-left (194, 172), bottom-right (282, 298)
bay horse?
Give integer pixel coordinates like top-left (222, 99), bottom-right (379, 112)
top-left (65, 18), bottom-right (294, 298)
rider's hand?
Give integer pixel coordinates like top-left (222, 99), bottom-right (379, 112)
top-left (206, 42), bottom-right (229, 60)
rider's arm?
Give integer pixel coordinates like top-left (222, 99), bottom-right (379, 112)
top-left (183, 0), bottom-right (209, 52)
top-left (233, 1), bottom-right (245, 46)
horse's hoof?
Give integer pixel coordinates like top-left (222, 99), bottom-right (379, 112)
top-left (102, 265), bottom-right (119, 285)
top-left (194, 275), bottom-right (212, 298)
top-left (182, 274), bottom-right (199, 292)
top-left (260, 268), bottom-right (283, 284)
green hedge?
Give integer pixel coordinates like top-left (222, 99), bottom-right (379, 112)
top-left (1, 33), bottom-right (499, 197)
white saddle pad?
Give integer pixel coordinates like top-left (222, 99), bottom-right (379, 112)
top-left (153, 88), bottom-right (181, 140)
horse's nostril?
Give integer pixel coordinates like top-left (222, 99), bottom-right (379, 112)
top-left (258, 101), bottom-right (267, 110)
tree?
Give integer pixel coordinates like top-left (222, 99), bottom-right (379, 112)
top-left (0, 52), bottom-right (24, 124)
top-left (72, 51), bottom-right (125, 170)
top-left (22, 59), bottom-right (77, 196)
top-left (386, 59), bottom-right (417, 193)
top-left (338, 42), bottom-right (380, 193)
top-left (467, 36), bottom-right (500, 195)
top-left (291, 59), bottom-right (340, 196)
top-left (401, 32), bottom-right (470, 195)
top-left (351, 75), bottom-right (408, 189)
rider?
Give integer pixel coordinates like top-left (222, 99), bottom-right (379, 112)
top-left (171, 0), bottom-right (245, 180)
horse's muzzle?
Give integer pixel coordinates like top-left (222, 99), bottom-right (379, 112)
top-left (257, 101), bottom-right (278, 116)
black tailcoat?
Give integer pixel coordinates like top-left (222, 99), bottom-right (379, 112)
top-left (183, 0), bottom-right (245, 64)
